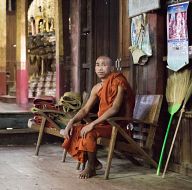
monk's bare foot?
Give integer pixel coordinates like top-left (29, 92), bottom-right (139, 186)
top-left (79, 167), bottom-right (96, 179)
top-left (95, 159), bottom-right (102, 170)
top-left (80, 159), bottom-right (102, 171)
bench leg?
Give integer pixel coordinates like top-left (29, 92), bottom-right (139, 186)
top-left (82, 162), bottom-right (86, 170)
top-left (76, 162), bottom-right (81, 170)
top-left (35, 117), bottom-right (46, 156)
top-left (63, 151), bottom-right (85, 170)
top-left (104, 126), bottom-right (118, 180)
top-left (62, 149), bottom-right (67, 162)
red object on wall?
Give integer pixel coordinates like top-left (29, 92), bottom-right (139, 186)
top-left (16, 69), bottom-right (28, 105)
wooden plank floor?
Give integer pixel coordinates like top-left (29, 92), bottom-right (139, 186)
top-left (0, 144), bottom-right (192, 190)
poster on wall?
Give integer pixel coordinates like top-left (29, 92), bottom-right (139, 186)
top-left (128, 0), bottom-right (160, 17)
top-left (167, 2), bottom-right (189, 71)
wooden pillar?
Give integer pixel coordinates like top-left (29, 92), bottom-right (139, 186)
top-left (118, 0), bottom-right (130, 58)
top-left (55, 0), bottom-right (64, 99)
top-left (16, 0), bottom-right (28, 105)
top-left (70, 0), bottom-right (81, 93)
top-left (118, 0), bottom-right (134, 88)
top-left (55, 0), bottom-right (70, 99)
top-left (0, 0), bottom-right (7, 95)
top-left (86, 0), bottom-right (93, 93)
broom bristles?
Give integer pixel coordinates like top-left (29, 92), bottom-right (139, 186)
top-left (166, 70), bottom-right (191, 104)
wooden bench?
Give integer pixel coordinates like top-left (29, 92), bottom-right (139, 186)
top-left (31, 94), bottom-right (163, 179)
top-left (96, 95), bottom-right (163, 179)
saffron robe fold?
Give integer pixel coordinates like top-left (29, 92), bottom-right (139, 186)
top-left (62, 72), bottom-right (135, 163)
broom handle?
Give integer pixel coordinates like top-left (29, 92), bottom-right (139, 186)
top-left (156, 114), bottom-right (174, 175)
top-left (162, 108), bottom-right (184, 178)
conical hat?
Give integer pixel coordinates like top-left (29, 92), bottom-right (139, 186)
top-left (129, 46), bottom-right (148, 64)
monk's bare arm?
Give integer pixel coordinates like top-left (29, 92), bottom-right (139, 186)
top-left (67, 84), bottom-right (100, 125)
top-left (63, 85), bottom-right (100, 139)
top-left (80, 85), bottom-right (124, 137)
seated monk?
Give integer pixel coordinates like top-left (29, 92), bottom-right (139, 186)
top-left (61, 55), bottom-right (135, 179)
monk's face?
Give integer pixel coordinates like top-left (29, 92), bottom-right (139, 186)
top-left (95, 56), bottom-right (112, 79)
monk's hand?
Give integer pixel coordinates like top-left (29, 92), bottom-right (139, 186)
top-left (62, 126), bottom-right (73, 139)
top-left (80, 123), bottom-right (94, 138)
top-left (63, 120), bottom-right (73, 139)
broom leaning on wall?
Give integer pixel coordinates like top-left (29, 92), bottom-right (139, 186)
top-left (156, 69), bottom-right (191, 176)
top-left (162, 74), bottom-right (192, 178)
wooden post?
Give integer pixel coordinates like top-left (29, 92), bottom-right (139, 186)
top-left (16, 0), bottom-right (28, 105)
top-left (55, 0), bottom-right (64, 99)
top-left (0, 0), bottom-right (7, 95)
top-left (70, 0), bottom-right (81, 93)
top-left (86, 0), bottom-right (93, 93)
top-left (118, 0), bottom-right (134, 88)
top-left (55, 0), bottom-right (70, 99)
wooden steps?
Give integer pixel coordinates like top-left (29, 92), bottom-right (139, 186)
top-left (0, 112), bottom-right (33, 130)
top-left (0, 128), bottom-right (37, 134)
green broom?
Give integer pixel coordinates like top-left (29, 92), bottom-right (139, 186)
top-left (162, 75), bottom-right (192, 178)
top-left (156, 70), bottom-right (191, 176)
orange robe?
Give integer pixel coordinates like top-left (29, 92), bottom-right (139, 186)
top-left (62, 72), bottom-right (135, 163)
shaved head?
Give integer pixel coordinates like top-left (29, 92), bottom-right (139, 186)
top-left (96, 56), bottom-right (112, 66)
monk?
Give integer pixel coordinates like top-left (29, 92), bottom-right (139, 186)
top-left (61, 56), bottom-right (135, 179)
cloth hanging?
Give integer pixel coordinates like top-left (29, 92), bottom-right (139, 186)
top-left (129, 14), bottom-right (152, 65)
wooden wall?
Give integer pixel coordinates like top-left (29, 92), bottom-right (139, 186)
top-left (167, 114), bottom-right (192, 176)
top-left (118, 1), bottom-right (167, 94)
top-left (118, 0), bottom-right (192, 176)
top-left (92, 0), bottom-right (119, 64)
top-left (165, 2), bottom-right (192, 176)
top-left (118, 3), bottom-right (167, 92)
top-left (166, 3), bottom-right (192, 176)
top-left (77, 0), bottom-right (119, 92)
top-left (118, 0), bottom-right (132, 85)
top-left (130, 12), bottom-right (167, 95)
